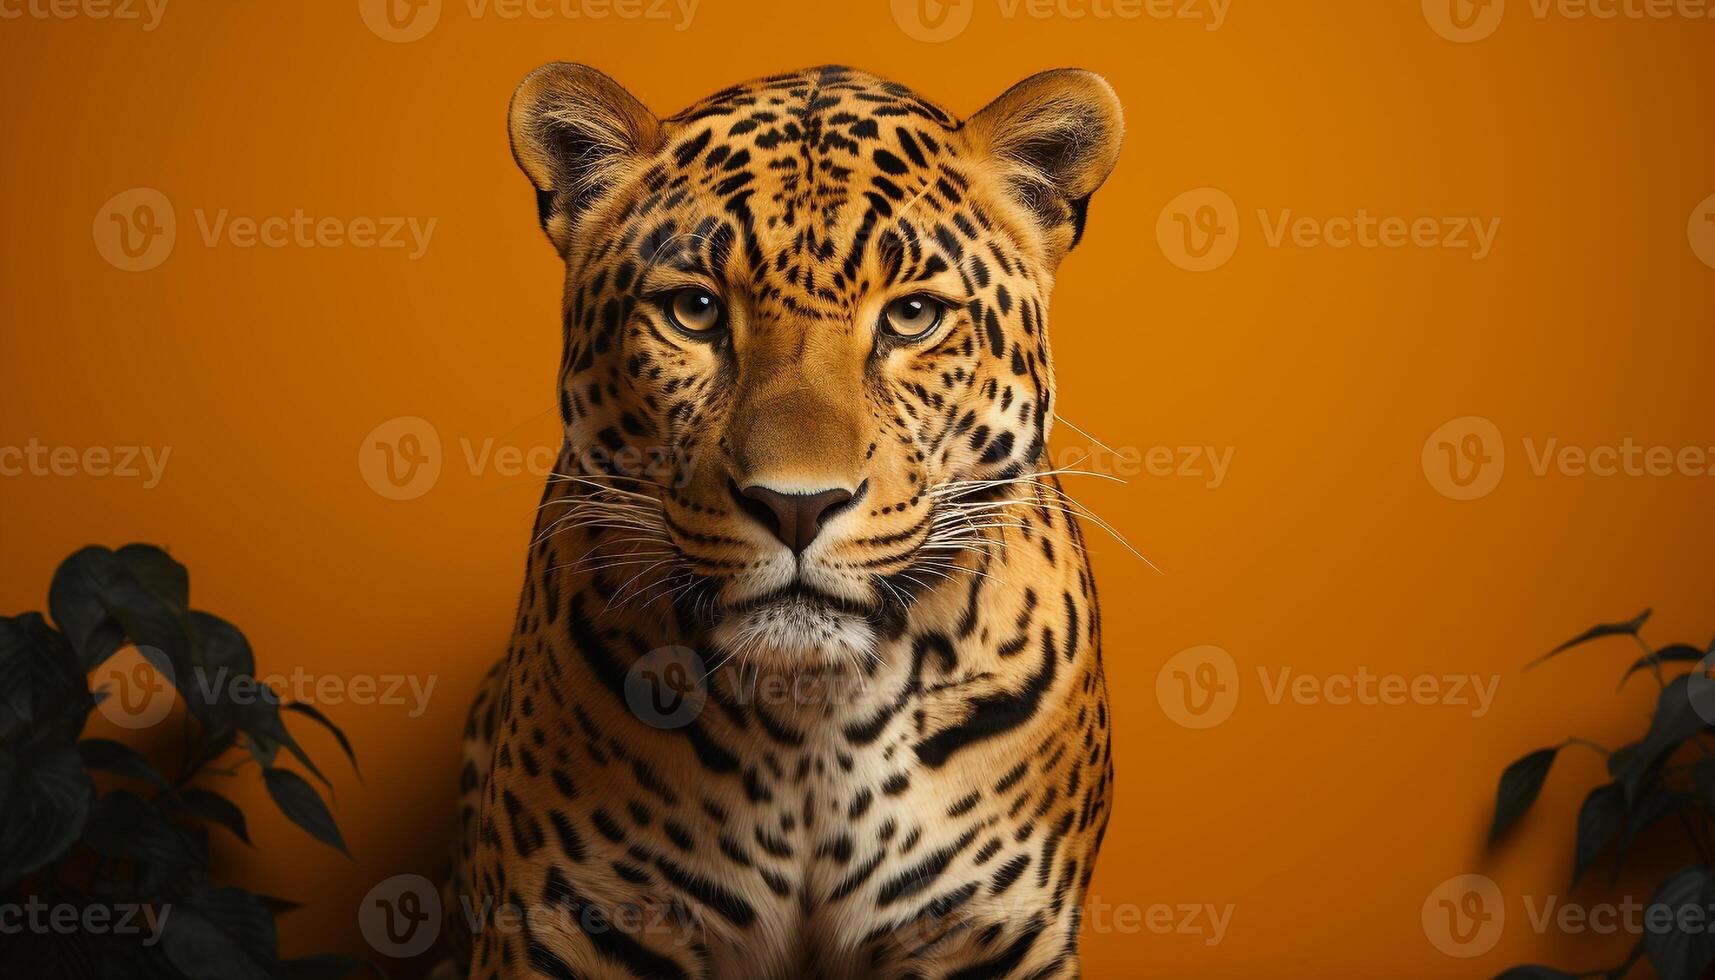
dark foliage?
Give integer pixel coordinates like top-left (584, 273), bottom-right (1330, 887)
top-left (0, 545), bottom-right (362, 979)
top-left (1491, 610), bottom-right (1715, 980)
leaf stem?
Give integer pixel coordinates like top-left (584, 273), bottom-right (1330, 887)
top-left (1631, 633), bottom-right (1666, 690)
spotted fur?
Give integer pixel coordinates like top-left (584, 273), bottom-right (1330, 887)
top-left (446, 63), bottom-right (1123, 980)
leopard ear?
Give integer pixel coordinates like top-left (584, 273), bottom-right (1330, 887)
top-left (965, 69), bottom-right (1124, 259)
top-left (508, 63), bottom-right (661, 257)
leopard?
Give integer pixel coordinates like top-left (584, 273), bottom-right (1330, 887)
top-left (441, 61), bottom-right (1124, 980)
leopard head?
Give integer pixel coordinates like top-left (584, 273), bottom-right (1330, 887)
top-left (508, 63), bottom-right (1122, 664)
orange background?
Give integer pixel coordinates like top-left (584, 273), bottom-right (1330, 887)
top-left (2, 1), bottom-right (1713, 976)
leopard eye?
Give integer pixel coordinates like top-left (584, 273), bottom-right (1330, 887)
top-left (879, 294), bottom-right (945, 340)
top-left (664, 288), bottom-right (725, 334)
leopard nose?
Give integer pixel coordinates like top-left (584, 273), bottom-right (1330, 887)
top-left (733, 482), bottom-right (860, 555)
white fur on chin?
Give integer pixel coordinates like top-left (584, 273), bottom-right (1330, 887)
top-left (710, 594), bottom-right (877, 667)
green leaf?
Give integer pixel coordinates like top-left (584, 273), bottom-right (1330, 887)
top-left (1616, 675), bottom-right (1715, 804)
top-left (1490, 747), bottom-right (1559, 844)
top-left (0, 615), bottom-right (37, 728)
top-left (1528, 609), bottom-right (1652, 668)
top-left (1640, 866), bottom-right (1715, 980)
top-left (177, 612), bottom-right (259, 732)
top-left (242, 703), bottom-right (331, 789)
top-left (81, 789), bottom-right (208, 875)
top-left (284, 702), bottom-right (362, 781)
top-left (77, 737), bottom-right (170, 789)
top-left (1618, 644), bottom-right (1708, 688)
top-left (195, 671), bottom-right (333, 790)
top-left (102, 581), bottom-right (197, 701)
top-left (185, 667), bottom-right (268, 733)
top-left (166, 787), bottom-right (252, 845)
top-left (0, 613), bottom-right (94, 744)
top-left (48, 546), bottom-right (132, 670)
top-left (262, 768), bottom-right (349, 857)
top-left (157, 886), bottom-right (281, 980)
top-left (115, 544), bottom-right (190, 611)
top-left (190, 611), bottom-right (256, 679)
top-left (50, 546), bottom-right (201, 709)
top-left (0, 742), bottom-right (94, 889)
top-left (182, 616), bottom-right (331, 788)
top-left (1572, 782), bottom-right (1625, 887)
